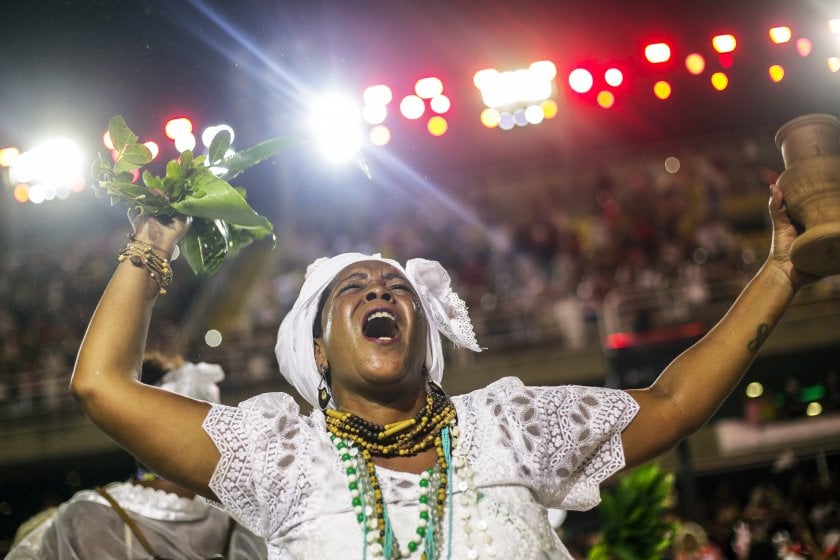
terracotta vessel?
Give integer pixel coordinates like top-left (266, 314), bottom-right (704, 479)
top-left (774, 113), bottom-right (840, 277)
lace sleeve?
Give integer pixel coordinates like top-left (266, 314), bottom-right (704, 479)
top-left (202, 392), bottom-right (312, 538)
top-left (468, 377), bottom-right (639, 511)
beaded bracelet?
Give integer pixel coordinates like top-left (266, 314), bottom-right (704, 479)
top-left (118, 235), bottom-right (173, 295)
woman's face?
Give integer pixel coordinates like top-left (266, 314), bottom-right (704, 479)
top-left (314, 260), bottom-right (428, 404)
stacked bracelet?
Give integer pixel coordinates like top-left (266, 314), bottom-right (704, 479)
top-left (117, 235), bottom-right (173, 295)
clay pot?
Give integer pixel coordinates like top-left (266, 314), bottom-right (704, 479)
top-left (774, 113), bottom-right (840, 277)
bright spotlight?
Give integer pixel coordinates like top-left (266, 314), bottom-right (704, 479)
top-left (0, 147), bottom-right (20, 167)
top-left (712, 34), bottom-right (737, 54)
top-left (644, 42), bottom-right (671, 63)
top-left (10, 138), bottom-right (83, 187)
top-left (309, 92), bottom-right (363, 162)
top-left (769, 26), bottom-right (792, 44)
top-left (164, 117), bottom-right (193, 141)
top-left (568, 68), bottom-right (593, 93)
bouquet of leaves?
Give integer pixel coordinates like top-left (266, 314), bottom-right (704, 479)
top-left (92, 116), bottom-right (300, 275)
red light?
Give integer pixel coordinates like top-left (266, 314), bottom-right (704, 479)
top-left (718, 53), bottom-right (735, 69)
top-left (644, 43), bottom-right (671, 64)
top-left (606, 332), bottom-right (636, 349)
top-left (164, 117), bottom-right (193, 141)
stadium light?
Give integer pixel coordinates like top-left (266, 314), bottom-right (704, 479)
top-left (712, 34), bottom-right (737, 54)
top-left (308, 92), bottom-right (364, 163)
top-left (685, 53), bottom-right (705, 75)
top-left (568, 68), bottom-right (594, 93)
top-left (644, 43), bottom-right (671, 64)
top-left (164, 117), bottom-right (193, 141)
top-left (769, 26), bottom-right (792, 44)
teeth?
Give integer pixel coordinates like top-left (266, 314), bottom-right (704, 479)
top-left (367, 311), bottom-right (395, 322)
top-left (378, 336), bottom-right (392, 341)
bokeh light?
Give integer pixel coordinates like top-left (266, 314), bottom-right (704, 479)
top-left (768, 65), bottom-right (785, 82)
top-left (711, 72), bottom-right (729, 90)
top-left (796, 37), bottom-right (812, 56)
top-left (480, 108), bottom-right (501, 128)
top-left (664, 156), bottom-right (680, 173)
top-left (0, 147), bottom-right (20, 167)
top-left (164, 117), bottom-right (193, 141)
top-left (712, 34), bottom-right (737, 53)
top-left (653, 80), bottom-right (672, 99)
top-left (604, 68), bottom-right (624, 87)
top-left (596, 91), bottom-right (615, 108)
top-left (540, 99), bottom-right (558, 119)
top-left (745, 381), bottom-right (764, 398)
top-left (524, 104), bottom-right (545, 124)
top-left (362, 104), bottom-right (388, 125)
top-left (829, 57), bottom-right (840, 73)
top-left (369, 125), bottom-right (391, 146)
top-left (143, 141), bottom-right (160, 160)
top-left (415, 77), bottom-right (444, 99)
top-left (205, 329), bottom-right (223, 347)
top-left (427, 115), bottom-right (448, 136)
top-left (399, 95), bottom-right (425, 120)
top-left (806, 402), bottom-right (823, 416)
top-left (430, 94), bottom-right (451, 114)
top-left (201, 124), bottom-right (235, 148)
top-left (644, 42), bottom-right (671, 63)
top-left (568, 68), bottom-right (594, 93)
top-left (685, 53), bottom-right (705, 75)
top-left (363, 84), bottom-right (393, 106)
top-left (769, 26), bottom-right (792, 44)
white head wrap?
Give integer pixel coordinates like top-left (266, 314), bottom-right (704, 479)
top-left (275, 253), bottom-right (481, 408)
top-left (159, 362), bottom-right (225, 404)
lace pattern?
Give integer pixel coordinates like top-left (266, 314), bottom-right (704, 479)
top-left (203, 376), bottom-right (639, 558)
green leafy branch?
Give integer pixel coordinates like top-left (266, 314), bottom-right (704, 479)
top-left (587, 464), bottom-right (677, 560)
top-left (92, 116), bottom-right (301, 275)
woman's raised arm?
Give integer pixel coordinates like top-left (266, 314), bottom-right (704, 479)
top-left (620, 184), bottom-right (817, 468)
top-left (70, 213), bottom-right (220, 499)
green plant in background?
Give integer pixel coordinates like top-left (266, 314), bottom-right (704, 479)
top-left (587, 463), bottom-right (677, 560)
top-left (92, 115), bottom-right (302, 275)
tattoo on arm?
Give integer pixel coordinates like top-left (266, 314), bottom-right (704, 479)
top-left (747, 323), bottom-right (770, 352)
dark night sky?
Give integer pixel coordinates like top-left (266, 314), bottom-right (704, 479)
top-left (1, 0), bottom-right (839, 173)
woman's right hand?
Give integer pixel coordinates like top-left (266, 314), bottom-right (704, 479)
top-left (129, 208), bottom-right (192, 257)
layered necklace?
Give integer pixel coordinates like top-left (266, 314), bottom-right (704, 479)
top-left (325, 389), bottom-right (457, 559)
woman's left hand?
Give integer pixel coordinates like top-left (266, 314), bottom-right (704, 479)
top-left (767, 184), bottom-right (819, 291)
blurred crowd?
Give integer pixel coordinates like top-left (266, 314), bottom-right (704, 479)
top-left (3, 127), bottom-right (840, 422)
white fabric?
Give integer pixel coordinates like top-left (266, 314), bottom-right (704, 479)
top-left (203, 376), bottom-right (639, 559)
top-left (6, 481), bottom-right (267, 560)
top-left (275, 253), bottom-right (481, 408)
top-left (161, 361), bottom-right (225, 403)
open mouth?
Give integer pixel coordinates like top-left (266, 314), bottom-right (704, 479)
top-left (363, 310), bottom-right (400, 341)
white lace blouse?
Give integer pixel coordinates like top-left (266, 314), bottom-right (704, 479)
top-left (203, 376), bottom-right (639, 559)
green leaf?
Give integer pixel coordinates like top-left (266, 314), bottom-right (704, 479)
top-left (107, 115), bottom-right (137, 152)
top-left (166, 159), bottom-right (183, 181)
top-left (219, 134), bottom-right (305, 180)
top-left (208, 129), bottom-right (232, 165)
top-left (180, 218), bottom-right (229, 275)
top-left (169, 173), bottom-right (273, 231)
top-left (142, 170), bottom-right (164, 191)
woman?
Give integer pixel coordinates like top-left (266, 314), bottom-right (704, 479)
top-left (10, 357), bottom-right (267, 559)
top-left (71, 185), bottom-right (815, 559)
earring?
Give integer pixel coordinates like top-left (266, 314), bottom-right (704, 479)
top-left (423, 365), bottom-right (447, 397)
top-left (317, 365), bottom-right (332, 411)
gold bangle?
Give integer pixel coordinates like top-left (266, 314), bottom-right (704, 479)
top-left (118, 235), bottom-right (173, 295)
